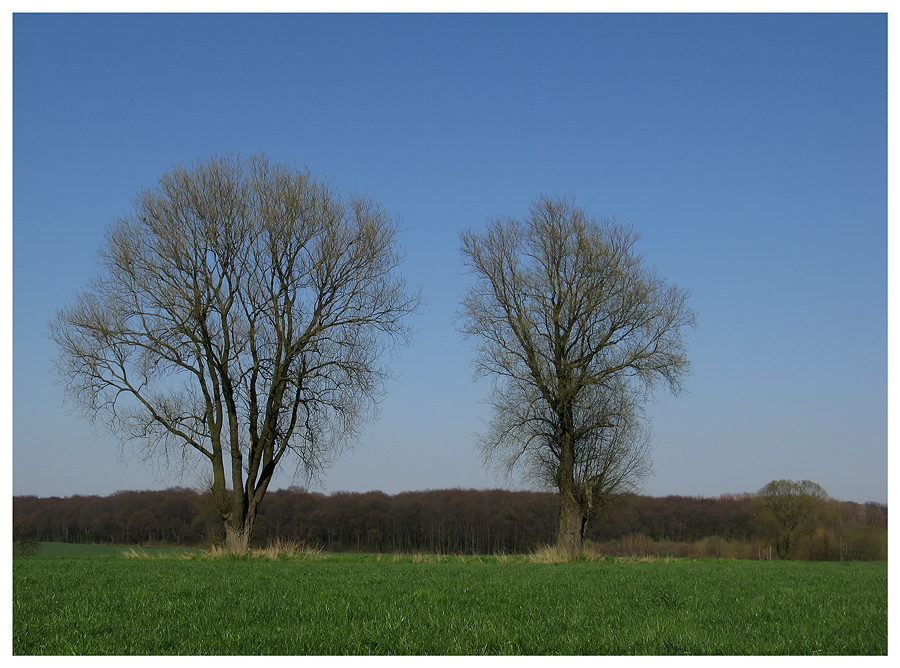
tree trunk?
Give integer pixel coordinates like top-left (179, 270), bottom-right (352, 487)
top-left (209, 451), bottom-right (261, 554)
top-left (224, 520), bottom-right (252, 553)
top-left (555, 420), bottom-right (585, 555)
top-left (557, 491), bottom-right (586, 555)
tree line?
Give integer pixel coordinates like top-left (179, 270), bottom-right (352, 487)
top-left (13, 486), bottom-right (886, 560)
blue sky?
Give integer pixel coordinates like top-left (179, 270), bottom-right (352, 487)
top-left (11, 12), bottom-right (888, 504)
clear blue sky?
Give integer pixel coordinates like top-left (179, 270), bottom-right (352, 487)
top-left (11, 12), bottom-right (888, 504)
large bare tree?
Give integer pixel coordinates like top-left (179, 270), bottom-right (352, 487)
top-left (50, 154), bottom-right (420, 551)
top-left (459, 196), bottom-right (696, 553)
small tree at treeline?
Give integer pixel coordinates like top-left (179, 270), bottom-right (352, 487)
top-left (755, 479), bottom-right (831, 559)
top-left (50, 154), bottom-right (421, 552)
top-left (459, 196), bottom-right (696, 554)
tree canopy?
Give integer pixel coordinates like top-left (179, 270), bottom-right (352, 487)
top-left (756, 479), bottom-right (831, 558)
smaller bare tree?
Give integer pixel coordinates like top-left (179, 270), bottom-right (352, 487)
top-left (459, 195), bottom-right (695, 553)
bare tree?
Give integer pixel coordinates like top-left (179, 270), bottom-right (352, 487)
top-left (50, 154), bottom-right (421, 551)
top-left (459, 195), bottom-right (696, 553)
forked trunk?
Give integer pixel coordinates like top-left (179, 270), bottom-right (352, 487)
top-left (209, 452), bottom-right (263, 554)
top-left (222, 490), bottom-right (258, 554)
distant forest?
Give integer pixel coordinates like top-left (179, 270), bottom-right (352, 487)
top-left (12, 487), bottom-right (887, 561)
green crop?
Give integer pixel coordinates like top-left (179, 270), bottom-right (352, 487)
top-left (13, 555), bottom-right (886, 655)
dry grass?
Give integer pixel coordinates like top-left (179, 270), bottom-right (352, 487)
top-left (586, 534), bottom-right (766, 561)
top-left (526, 544), bottom-right (596, 563)
top-left (525, 544), bottom-right (677, 564)
top-left (121, 547), bottom-right (194, 560)
top-left (202, 538), bottom-right (324, 560)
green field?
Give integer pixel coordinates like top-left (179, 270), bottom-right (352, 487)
top-left (13, 552), bottom-right (887, 655)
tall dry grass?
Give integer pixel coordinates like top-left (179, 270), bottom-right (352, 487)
top-left (586, 535), bottom-right (770, 560)
top-left (202, 538), bottom-right (324, 560)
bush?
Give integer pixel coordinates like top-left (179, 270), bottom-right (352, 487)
top-left (13, 523), bottom-right (40, 557)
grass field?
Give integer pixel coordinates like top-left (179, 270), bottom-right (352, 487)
top-left (13, 550), bottom-right (887, 655)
